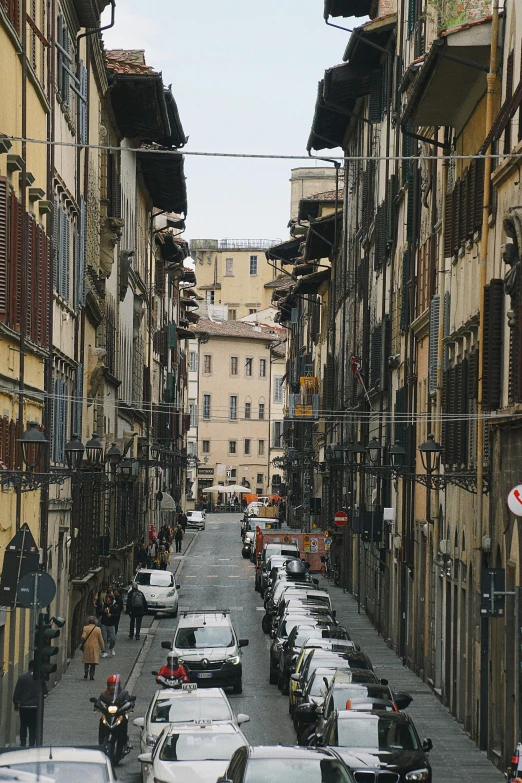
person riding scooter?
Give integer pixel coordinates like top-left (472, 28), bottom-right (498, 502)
top-left (156, 653), bottom-right (189, 687)
top-left (98, 674), bottom-right (134, 748)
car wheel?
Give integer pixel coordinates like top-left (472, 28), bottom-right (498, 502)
top-left (261, 615), bottom-right (271, 634)
top-left (232, 679), bottom-right (243, 694)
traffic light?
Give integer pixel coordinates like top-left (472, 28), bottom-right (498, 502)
top-left (33, 613), bottom-right (60, 681)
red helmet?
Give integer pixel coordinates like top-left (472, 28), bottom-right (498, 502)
top-left (107, 674), bottom-right (121, 685)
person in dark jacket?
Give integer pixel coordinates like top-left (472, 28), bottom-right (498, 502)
top-left (178, 511), bottom-right (188, 532)
top-left (13, 661), bottom-right (44, 747)
top-left (100, 594), bottom-right (120, 656)
top-left (174, 523), bottom-right (184, 553)
top-left (136, 543), bottom-right (147, 569)
top-left (125, 582), bottom-right (148, 640)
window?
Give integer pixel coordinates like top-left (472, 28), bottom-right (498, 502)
top-left (229, 396), bottom-right (237, 420)
top-left (54, 197), bottom-right (71, 302)
top-left (249, 308), bottom-right (257, 315)
top-left (206, 290), bottom-right (215, 305)
top-left (230, 356), bottom-right (238, 376)
top-left (189, 351), bottom-right (198, 372)
top-left (244, 439), bottom-right (251, 455)
top-left (187, 441), bottom-right (197, 456)
top-left (258, 440), bottom-right (265, 456)
top-left (225, 258), bottom-right (234, 276)
top-left (229, 441), bottom-right (237, 454)
top-left (189, 400), bottom-right (198, 428)
top-left (258, 403), bottom-right (265, 420)
top-left (245, 402), bottom-right (251, 419)
top-left (228, 309), bottom-right (237, 321)
top-left (51, 367), bottom-right (72, 464)
top-left (259, 359), bottom-right (266, 377)
top-left (57, 15), bottom-right (71, 107)
top-left (245, 358), bottom-right (253, 377)
top-left (202, 440), bottom-right (210, 453)
top-left (250, 255), bottom-right (258, 275)
top-left (272, 421), bottom-right (283, 447)
top-left (257, 473), bottom-right (264, 485)
top-left (203, 394), bottom-right (211, 419)
top-left (230, 468), bottom-right (237, 478)
top-left (273, 376), bottom-right (283, 403)
top-left (203, 354), bottom-right (212, 374)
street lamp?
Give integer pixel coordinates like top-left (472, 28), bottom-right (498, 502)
top-left (64, 434), bottom-right (85, 471)
top-left (19, 422), bottom-right (48, 470)
top-left (418, 433), bottom-right (442, 475)
top-left (106, 442), bottom-right (122, 472)
top-left (389, 442), bottom-right (407, 471)
top-left (85, 433), bottom-right (103, 467)
top-left (331, 443), bottom-right (344, 463)
top-left (367, 437), bottom-right (383, 465)
top-left (345, 441), bottom-right (366, 465)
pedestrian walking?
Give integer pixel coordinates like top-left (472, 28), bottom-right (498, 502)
top-left (13, 661), bottom-right (43, 747)
top-left (100, 594), bottom-right (120, 657)
top-left (157, 545), bottom-right (170, 570)
top-left (174, 523), bottom-right (184, 553)
top-left (178, 510), bottom-right (188, 532)
top-left (147, 538), bottom-right (158, 568)
top-left (136, 543), bottom-right (147, 569)
top-left (80, 615), bottom-right (104, 680)
top-left (112, 588), bottom-right (124, 634)
top-left (126, 581), bottom-right (148, 640)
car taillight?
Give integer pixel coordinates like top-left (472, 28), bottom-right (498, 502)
top-left (345, 699), bottom-right (351, 709)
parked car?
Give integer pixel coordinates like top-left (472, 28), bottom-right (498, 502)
top-left (134, 568), bottom-right (180, 616)
top-left (277, 630), bottom-right (354, 694)
top-left (186, 510), bottom-right (205, 530)
top-left (269, 615), bottom-right (337, 686)
top-left (0, 747), bottom-right (116, 783)
top-left (217, 745), bottom-right (356, 783)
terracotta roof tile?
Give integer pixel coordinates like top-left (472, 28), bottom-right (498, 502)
top-left (304, 186), bottom-right (345, 202)
top-left (264, 274), bottom-right (294, 289)
top-left (192, 318), bottom-right (285, 342)
top-left (105, 50), bottom-right (157, 75)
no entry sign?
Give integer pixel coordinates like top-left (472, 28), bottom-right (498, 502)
top-left (334, 510), bottom-right (348, 527)
top-left (507, 485), bottom-right (522, 517)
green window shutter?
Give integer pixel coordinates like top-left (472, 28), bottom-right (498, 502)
top-left (400, 251), bottom-right (410, 333)
top-left (370, 322), bottom-right (383, 389)
top-left (406, 171), bottom-right (415, 243)
top-left (167, 372), bottom-right (175, 403)
top-left (168, 322), bottom-right (177, 348)
top-left (407, 0), bottom-right (417, 37)
top-left (369, 69), bottom-right (383, 124)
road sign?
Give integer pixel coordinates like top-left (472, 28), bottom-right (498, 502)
top-left (334, 510), bottom-right (348, 527)
top-left (16, 572), bottom-right (56, 609)
top-left (0, 523), bottom-right (39, 609)
top-left (507, 485), bottom-right (522, 517)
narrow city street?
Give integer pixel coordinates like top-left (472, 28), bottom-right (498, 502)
top-left (42, 513), bottom-right (505, 782)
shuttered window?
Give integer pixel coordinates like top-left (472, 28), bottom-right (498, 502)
top-left (508, 268), bottom-right (522, 404)
top-left (51, 369), bottom-right (71, 464)
top-left (400, 251), bottom-right (410, 332)
top-left (370, 322), bottom-right (383, 390)
top-left (107, 154), bottom-right (121, 218)
top-left (394, 386), bottom-right (408, 461)
top-left (504, 51), bottom-right (514, 153)
top-left (56, 15), bottom-right (71, 107)
top-left (369, 68), bottom-right (383, 124)
top-left (483, 279), bottom-right (503, 409)
top-left (0, 176), bottom-right (8, 321)
top-left (78, 60), bottom-right (88, 145)
top-left (1, 0), bottom-right (20, 33)
top-left (444, 158), bottom-right (485, 257)
top-left (428, 294), bottom-right (440, 395)
top-left (407, 0), bottom-right (418, 37)
top-left (374, 202), bottom-right (387, 270)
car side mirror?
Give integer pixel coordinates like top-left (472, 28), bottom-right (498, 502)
top-left (393, 692), bottom-right (413, 710)
top-left (422, 738), bottom-right (433, 753)
top-left (236, 713), bottom-right (250, 724)
top-left (89, 697), bottom-right (97, 703)
top-left (161, 641), bottom-right (171, 649)
top-left (380, 678), bottom-right (389, 686)
top-left (138, 752), bottom-right (152, 764)
top-left (239, 639), bottom-right (249, 647)
top-left (133, 717), bottom-right (145, 728)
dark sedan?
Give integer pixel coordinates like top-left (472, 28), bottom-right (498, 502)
top-left (269, 615), bottom-right (337, 686)
top-left (319, 710), bottom-right (433, 783)
top-left (217, 744), bottom-right (356, 783)
top-left (278, 630), bottom-right (354, 694)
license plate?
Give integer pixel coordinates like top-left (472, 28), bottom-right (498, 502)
top-left (197, 672), bottom-right (213, 678)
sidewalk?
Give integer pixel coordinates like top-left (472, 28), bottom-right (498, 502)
top-left (329, 582), bottom-right (505, 783)
top-left (41, 532), bottom-right (196, 748)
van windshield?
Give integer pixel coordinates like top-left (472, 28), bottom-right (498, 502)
top-left (136, 572), bottom-right (174, 587)
top-left (175, 627), bottom-right (235, 649)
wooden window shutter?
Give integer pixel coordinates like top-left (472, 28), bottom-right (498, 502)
top-left (443, 190), bottom-right (454, 258)
top-left (386, 174), bottom-right (397, 244)
top-left (402, 128), bottom-right (412, 184)
top-left (504, 51), bottom-right (514, 153)
top-left (454, 179), bottom-right (461, 251)
top-left (323, 353), bottom-right (335, 415)
top-left (370, 322), bottom-right (383, 390)
top-left (400, 251), bottom-right (410, 332)
top-left (483, 279), bottom-right (503, 409)
top-left (380, 314), bottom-right (391, 392)
top-left (442, 366), bottom-right (450, 464)
top-left (9, 192), bottom-right (22, 331)
top-left (369, 68), bottom-right (383, 124)
top-left (406, 171), bottom-right (416, 244)
top-left (407, 0), bottom-right (417, 37)
top-left (447, 364), bottom-right (457, 465)
top-left (63, 208), bottom-right (70, 302)
top-left (394, 385), bottom-right (408, 457)
top-left (155, 259), bottom-right (166, 296)
top-left (474, 157), bottom-right (484, 231)
top-left (0, 176), bottom-right (8, 321)
top-left (79, 61), bottom-right (88, 146)
top-left (374, 202), bottom-right (386, 270)
top-left (428, 294), bottom-right (440, 394)
top-left (460, 169), bottom-right (469, 244)
top-left (466, 164), bottom-right (475, 238)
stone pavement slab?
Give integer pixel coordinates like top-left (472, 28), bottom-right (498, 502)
top-left (328, 581), bottom-right (505, 782)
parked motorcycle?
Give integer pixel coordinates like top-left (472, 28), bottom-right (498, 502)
top-left (151, 670), bottom-right (184, 689)
top-left (89, 695), bottom-right (135, 765)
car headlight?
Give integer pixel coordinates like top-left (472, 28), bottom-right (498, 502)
top-left (146, 734), bottom-right (156, 746)
top-left (166, 590), bottom-right (176, 597)
top-left (228, 655), bottom-right (241, 665)
top-left (405, 769), bottom-right (430, 781)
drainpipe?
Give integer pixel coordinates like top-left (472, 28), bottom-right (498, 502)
top-left (476, 3), bottom-right (499, 552)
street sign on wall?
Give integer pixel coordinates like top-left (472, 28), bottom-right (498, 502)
top-left (507, 485), bottom-right (522, 517)
top-left (334, 510), bottom-right (348, 527)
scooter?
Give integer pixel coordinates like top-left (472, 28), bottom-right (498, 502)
top-left (89, 695), bottom-right (135, 766)
top-left (151, 670), bottom-right (184, 689)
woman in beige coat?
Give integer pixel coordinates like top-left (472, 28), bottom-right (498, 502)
top-left (81, 615), bottom-right (104, 681)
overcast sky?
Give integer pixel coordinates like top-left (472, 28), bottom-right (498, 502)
top-left (102, 1), bottom-right (350, 241)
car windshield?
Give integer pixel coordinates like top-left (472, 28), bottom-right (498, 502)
top-left (159, 732), bottom-right (245, 761)
top-left (151, 697), bottom-right (232, 723)
top-left (336, 717), bottom-right (419, 750)
top-left (175, 627), bottom-right (234, 649)
top-left (136, 572), bottom-right (173, 587)
top-left (6, 763), bottom-right (108, 783)
top-left (333, 685), bottom-right (390, 709)
top-left (294, 628), bottom-right (325, 647)
top-left (308, 672), bottom-right (336, 698)
top-left (244, 758), bottom-right (353, 783)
